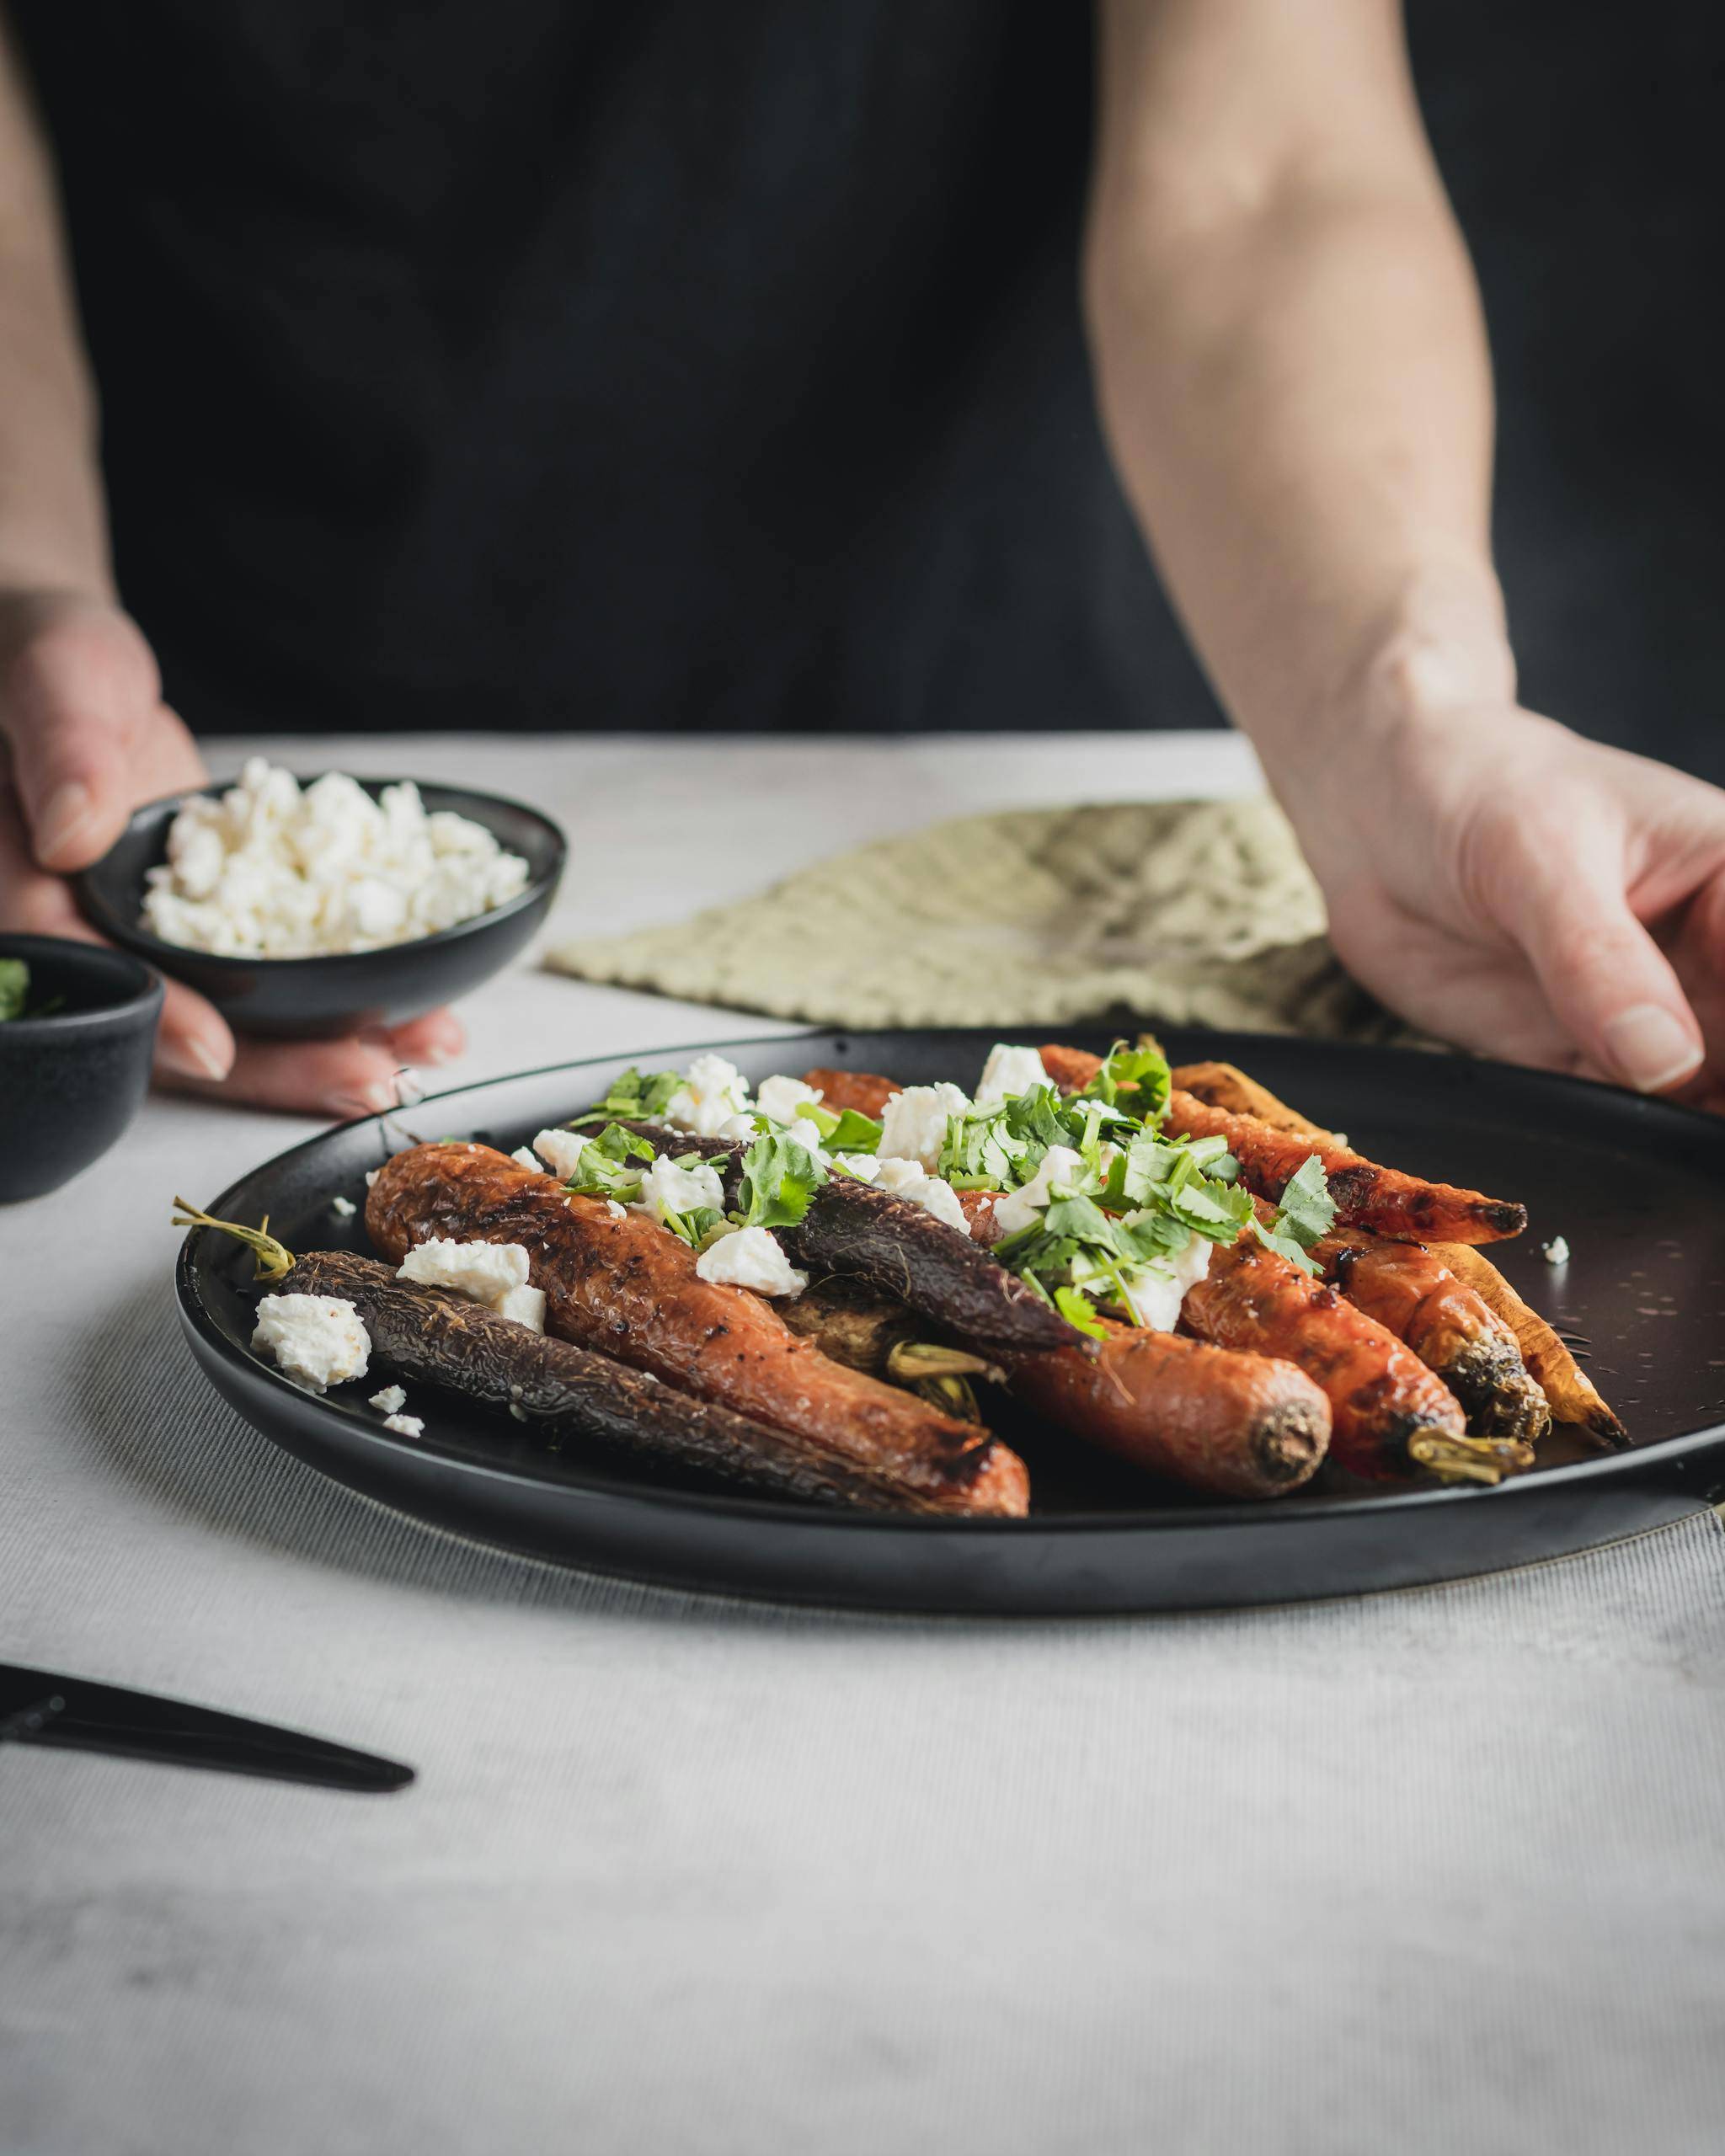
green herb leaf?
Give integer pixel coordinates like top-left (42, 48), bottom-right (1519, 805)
top-left (1053, 1284), bottom-right (1109, 1341)
top-left (796, 1102), bottom-right (884, 1152)
top-left (1273, 1155), bottom-right (1336, 1249)
top-left (734, 1129), bottom-right (827, 1230)
top-left (0, 958), bottom-right (28, 1023)
top-left (1076, 1040), bottom-right (1171, 1122)
top-left (568, 1066), bottom-right (682, 1129)
top-left (563, 1122), bottom-right (655, 1200)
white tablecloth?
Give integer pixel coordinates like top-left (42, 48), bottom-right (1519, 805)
top-left (6, 734), bottom-right (1723, 2156)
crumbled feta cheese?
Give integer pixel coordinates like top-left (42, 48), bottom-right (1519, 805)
top-left (370, 1385), bottom-right (407, 1415)
top-left (991, 1145), bottom-right (1087, 1239)
top-left (756, 1074), bottom-right (824, 1126)
top-left (1542, 1235), bottom-right (1570, 1265)
top-left (1114, 1235), bottom-right (1214, 1333)
top-left (382, 1412), bottom-right (425, 1438)
top-left (694, 1225), bottom-right (807, 1297)
top-left (782, 1118), bottom-right (831, 1169)
top-left (869, 1158), bottom-right (969, 1232)
top-left (664, 1054), bottom-right (750, 1136)
top-left (528, 1128), bottom-right (590, 1180)
top-left (976, 1043), bottom-right (1049, 1107)
top-left (140, 757), bottom-right (531, 958)
top-left (718, 1113), bottom-right (760, 1145)
top-left (329, 1193), bottom-right (356, 1218)
top-left (398, 1237), bottom-right (531, 1305)
top-left (878, 1083), bottom-right (970, 1171)
top-left (833, 1153), bottom-right (881, 1182)
top-left (605, 1198), bottom-right (627, 1219)
top-left (365, 1170), bottom-right (380, 1189)
top-left (497, 1283), bottom-right (547, 1333)
top-left (634, 1155), bottom-right (726, 1225)
top-left (251, 1294), bottom-right (371, 1393)
top-left (511, 1146), bottom-right (541, 1171)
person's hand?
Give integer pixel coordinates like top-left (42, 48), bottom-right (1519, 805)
top-left (1277, 692), bottom-right (1725, 1106)
top-left (0, 590), bottom-right (464, 1112)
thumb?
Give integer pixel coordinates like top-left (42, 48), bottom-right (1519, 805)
top-left (1496, 822), bottom-right (1704, 1094)
top-left (0, 598), bottom-right (163, 872)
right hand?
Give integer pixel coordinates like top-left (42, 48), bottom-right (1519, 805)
top-left (0, 590), bottom-right (464, 1113)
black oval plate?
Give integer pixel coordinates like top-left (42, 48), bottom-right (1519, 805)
top-left (175, 1028), bottom-right (1725, 1613)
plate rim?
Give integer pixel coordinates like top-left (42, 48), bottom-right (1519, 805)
top-left (173, 1024), bottom-right (1725, 1537)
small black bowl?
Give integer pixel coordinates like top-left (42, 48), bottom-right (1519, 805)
top-left (75, 776), bottom-right (567, 1041)
top-left (0, 934), bottom-right (164, 1203)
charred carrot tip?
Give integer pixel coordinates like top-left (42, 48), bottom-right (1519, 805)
top-left (1407, 1431), bottom-right (1538, 1488)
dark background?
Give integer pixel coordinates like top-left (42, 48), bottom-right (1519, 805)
top-left (1410, 0), bottom-right (1724, 783)
top-left (12, 3), bottom-right (1720, 771)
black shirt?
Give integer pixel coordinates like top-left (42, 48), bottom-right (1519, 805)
top-left (11, 2), bottom-right (1217, 736)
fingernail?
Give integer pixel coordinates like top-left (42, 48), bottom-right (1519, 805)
top-left (158, 1033), bottom-right (235, 1083)
top-left (419, 1038), bottom-right (462, 1066)
top-left (35, 781), bottom-right (93, 862)
top-left (1600, 1004), bottom-right (1704, 1092)
top-left (331, 1081), bottom-right (398, 1120)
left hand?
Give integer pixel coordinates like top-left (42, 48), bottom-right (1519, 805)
top-left (1275, 696), bottom-right (1725, 1109)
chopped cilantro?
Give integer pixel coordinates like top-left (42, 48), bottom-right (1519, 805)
top-left (794, 1102), bottom-right (884, 1152)
top-left (563, 1122), bottom-right (654, 1201)
top-left (1273, 1154), bottom-right (1337, 1248)
top-left (567, 1066), bottom-right (681, 1129)
top-left (734, 1128), bottom-right (828, 1230)
top-left (0, 958), bottom-right (26, 1023)
top-left (1075, 1040), bottom-right (1171, 1122)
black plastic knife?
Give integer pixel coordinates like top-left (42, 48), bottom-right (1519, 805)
top-left (0, 1662), bottom-right (414, 1793)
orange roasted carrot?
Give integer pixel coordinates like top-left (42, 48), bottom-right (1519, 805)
top-left (802, 1067), bottom-right (899, 1119)
top-left (1178, 1235), bottom-right (1515, 1481)
top-left (366, 1143), bottom-right (1029, 1516)
top-left (1036, 1043), bottom-right (1527, 1246)
top-left (1004, 1321), bottom-right (1329, 1499)
top-left (1313, 1231), bottom-right (1550, 1443)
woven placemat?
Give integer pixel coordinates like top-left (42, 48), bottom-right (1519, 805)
top-left (545, 797), bottom-right (1407, 1039)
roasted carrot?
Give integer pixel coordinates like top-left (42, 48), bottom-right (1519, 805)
top-left (802, 1067), bottom-right (899, 1119)
top-left (366, 1143), bottom-right (1030, 1516)
top-left (1313, 1233), bottom-right (1550, 1443)
top-left (622, 1123), bottom-right (1072, 1354)
top-left (1172, 1059), bottom-right (1340, 1144)
top-left (1167, 1056), bottom-right (1622, 1444)
top-left (1036, 1042), bottom-right (1526, 1246)
top-left (1182, 1234), bottom-right (1540, 1483)
top-left (285, 1251), bottom-right (959, 1513)
top-left (1003, 1322), bottom-right (1329, 1499)
top-left (1429, 1242), bottom-right (1627, 1447)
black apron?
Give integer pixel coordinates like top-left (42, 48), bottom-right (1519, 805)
top-left (10, 2), bottom-right (1218, 736)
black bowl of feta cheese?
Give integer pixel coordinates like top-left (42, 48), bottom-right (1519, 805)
top-left (76, 763), bottom-right (567, 1039)
top-left (0, 934), bottom-right (163, 1203)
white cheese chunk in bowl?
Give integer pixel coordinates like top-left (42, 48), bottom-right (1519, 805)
top-left (75, 760), bottom-right (565, 1040)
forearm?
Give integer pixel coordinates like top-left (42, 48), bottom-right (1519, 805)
top-left (0, 17), bottom-right (109, 596)
top-left (1085, 29), bottom-right (1509, 798)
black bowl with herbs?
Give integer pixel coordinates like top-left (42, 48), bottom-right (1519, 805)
top-left (0, 934), bottom-right (163, 1203)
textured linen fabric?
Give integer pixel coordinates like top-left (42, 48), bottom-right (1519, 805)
top-left (4, 734), bottom-right (1723, 2156)
top-left (547, 796), bottom-right (1407, 1038)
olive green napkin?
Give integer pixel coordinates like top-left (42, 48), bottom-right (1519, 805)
top-left (545, 796), bottom-right (1404, 1039)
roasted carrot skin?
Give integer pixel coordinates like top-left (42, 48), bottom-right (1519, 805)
top-left (1183, 1236), bottom-right (1466, 1478)
top-left (366, 1143), bottom-right (1029, 1517)
top-left (1314, 1235), bottom-right (1550, 1444)
top-left (1004, 1323), bottom-right (1329, 1500)
top-left (1036, 1043), bottom-right (1527, 1246)
top-left (1167, 1093), bottom-right (1527, 1246)
top-left (802, 1068), bottom-right (899, 1118)
top-left (624, 1123), bottom-right (1071, 1354)
top-left (286, 1251), bottom-right (956, 1513)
